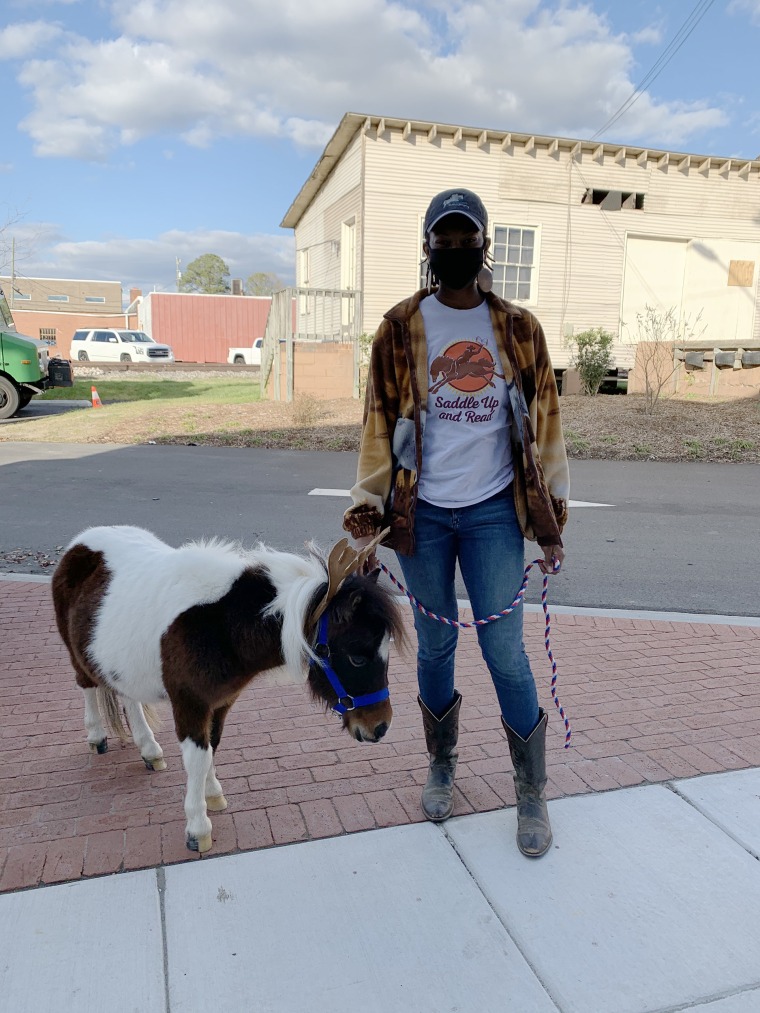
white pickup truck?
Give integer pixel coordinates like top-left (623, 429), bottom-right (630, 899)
top-left (227, 338), bottom-right (263, 366)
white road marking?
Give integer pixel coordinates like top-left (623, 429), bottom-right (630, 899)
top-left (567, 500), bottom-right (614, 508)
top-left (308, 489), bottom-right (613, 508)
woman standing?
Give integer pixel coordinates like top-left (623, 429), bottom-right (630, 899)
top-left (343, 188), bottom-right (569, 857)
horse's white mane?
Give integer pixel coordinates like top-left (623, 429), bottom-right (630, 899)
top-left (185, 536), bottom-right (328, 682)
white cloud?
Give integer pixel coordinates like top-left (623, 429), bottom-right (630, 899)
top-left (12, 225), bottom-right (295, 292)
top-left (0, 19), bottom-right (62, 59)
top-left (7, 0), bottom-right (730, 159)
top-left (728, 0), bottom-right (760, 24)
top-left (632, 23), bottom-right (664, 45)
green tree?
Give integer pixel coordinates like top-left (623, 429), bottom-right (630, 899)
top-left (569, 327), bottom-right (614, 396)
top-left (245, 271), bottom-right (283, 296)
top-left (179, 254), bottom-right (230, 294)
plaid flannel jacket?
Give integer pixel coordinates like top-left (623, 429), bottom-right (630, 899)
top-left (343, 289), bottom-right (570, 556)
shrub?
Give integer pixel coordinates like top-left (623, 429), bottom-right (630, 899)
top-left (569, 327), bottom-right (614, 396)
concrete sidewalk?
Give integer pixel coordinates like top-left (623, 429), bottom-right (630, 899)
top-left (1, 769), bottom-right (759, 1012)
top-left (1, 575), bottom-right (760, 1011)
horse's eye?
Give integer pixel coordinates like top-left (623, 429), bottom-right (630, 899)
top-left (348, 654), bottom-right (368, 668)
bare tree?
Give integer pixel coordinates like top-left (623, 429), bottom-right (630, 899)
top-left (634, 305), bottom-right (705, 414)
top-left (0, 207), bottom-right (30, 279)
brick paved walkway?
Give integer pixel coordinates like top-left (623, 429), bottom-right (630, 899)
top-left (1, 578), bottom-right (759, 892)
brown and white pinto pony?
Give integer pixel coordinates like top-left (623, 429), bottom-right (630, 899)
top-left (52, 526), bottom-right (404, 854)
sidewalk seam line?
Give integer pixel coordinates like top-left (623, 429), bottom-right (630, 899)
top-left (437, 822), bottom-right (565, 1013)
top-left (156, 866), bottom-right (172, 1013)
top-left (649, 978), bottom-right (760, 1013)
top-left (665, 781), bottom-right (760, 862)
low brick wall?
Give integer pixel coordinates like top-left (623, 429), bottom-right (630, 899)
top-left (267, 342), bottom-right (355, 400)
top-left (628, 342), bottom-right (760, 400)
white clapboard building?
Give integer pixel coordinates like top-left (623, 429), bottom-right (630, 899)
top-left (281, 112), bottom-right (760, 371)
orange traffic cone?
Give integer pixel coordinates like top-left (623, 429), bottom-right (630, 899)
top-left (91, 386), bottom-right (103, 408)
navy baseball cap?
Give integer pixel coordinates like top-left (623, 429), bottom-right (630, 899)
top-left (424, 188), bottom-right (488, 234)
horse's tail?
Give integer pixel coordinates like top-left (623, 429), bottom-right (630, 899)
top-left (143, 705), bottom-right (161, 733)
top-left (95, 687), bottom-right (162, 742)
top-left (96, 685), bottom-right (130, 743)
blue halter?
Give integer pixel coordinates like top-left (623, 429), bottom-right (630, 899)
top-left (311, 615), bottom-right (390, 715)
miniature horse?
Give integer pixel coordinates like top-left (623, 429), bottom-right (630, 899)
top-left (52, 525), bottom-right (404, 854)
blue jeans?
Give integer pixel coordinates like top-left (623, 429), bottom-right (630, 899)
top-left (397, 486), bottom-right (539, 739)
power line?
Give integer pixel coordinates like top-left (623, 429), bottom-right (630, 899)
top-left (559, 0), bottom-right (720, 333)
top-left (590, 0), bottom-right (718, 141)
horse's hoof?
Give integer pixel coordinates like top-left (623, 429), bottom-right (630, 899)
top-left (206, 794), bottom-right (227, 812)
top-left (90, 738), bottom-right (108, 755)
top-left (144, 756), bottom-right (167, 772)
top-left (186, 833), bottom-right (212, 854)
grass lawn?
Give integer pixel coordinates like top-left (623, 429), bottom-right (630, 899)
top-left (5, 375), bottom-right (759, 462)
top-left (38, 377), bottom-right (261, 405)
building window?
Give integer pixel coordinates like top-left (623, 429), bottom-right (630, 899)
top-left (582, 189), bottom-right (645, 210)
top-left (14, 292), bottom-right (31, 301)
top-left (492, 226), bottom-right (538, 303)
top-left (39, 328), bottom-right (57, 344)
top-left (85, 296), bottom-right (106, 304)
top-left (299, 249), bottom-right (310, 286)
top-left (48, 294), bottom-right (69, 302)
top-left (340, 220), bottom-right (356, 291)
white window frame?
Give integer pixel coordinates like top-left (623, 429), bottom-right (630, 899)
top-left (14, 292), bottom-right (31, 301)
top-left (340, 219), bottom-right (356, 291)
top-left (491, 223), bottom-right (541, 306)
top-left (85, 296), bottom-right (106, 304)
top-left (299, 248), bottom-right (310, 286)
top-left (47, 294), bottom-right (69, 302)
top-left (417, 214), bottom-right (427, 290)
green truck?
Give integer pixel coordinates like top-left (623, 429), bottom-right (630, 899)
top-left (0, 286), bottom-right (73, 419)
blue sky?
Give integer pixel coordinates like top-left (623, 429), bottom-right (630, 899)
top-left (1, 0), bottom-right (759, 296)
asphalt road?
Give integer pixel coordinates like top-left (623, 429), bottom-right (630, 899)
top-left (1, 441), bottom-right (757, 616)
top-left (0, 399), bottom-right (92, 425)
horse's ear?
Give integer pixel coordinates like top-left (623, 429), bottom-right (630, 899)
top-left (331, 588), bottom-right (363, 625)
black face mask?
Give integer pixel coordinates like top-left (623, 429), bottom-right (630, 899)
top-left (428, 247), bottom-right (485, 290)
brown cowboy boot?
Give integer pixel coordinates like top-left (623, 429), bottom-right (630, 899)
top-left (502, 709), bottom-right (553, 858)
top-left (418, 692), bottom-right (462, 822)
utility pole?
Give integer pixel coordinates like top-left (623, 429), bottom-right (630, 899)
top-left (176, 257), bottom-right (182, 291)
top-left (10, 237), bottom-right (15, 309)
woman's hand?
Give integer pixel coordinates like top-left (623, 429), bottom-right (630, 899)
top-left (538, 544), bottom-right (565, 575)
top-left (353, 534), bottom-right (380, 574)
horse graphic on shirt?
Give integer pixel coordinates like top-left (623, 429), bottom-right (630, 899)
top-left (429, 342), bottom-right (505, 394)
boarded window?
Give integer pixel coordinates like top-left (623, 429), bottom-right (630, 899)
top-left (727, 260), bottom-right (755, 287)
top-left (582, 189), bottom-right (645, 210)
top-left (39, 328), bottom-right (57, 344)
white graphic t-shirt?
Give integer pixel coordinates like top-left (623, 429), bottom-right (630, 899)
top-left (418, 296), bottom-right (513, 508)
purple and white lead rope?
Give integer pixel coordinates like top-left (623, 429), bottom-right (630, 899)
top-left (378, 558), bottom-right (572, 748)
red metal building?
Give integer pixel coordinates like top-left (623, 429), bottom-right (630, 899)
top-left (138, 292), bottom-right (272, 363)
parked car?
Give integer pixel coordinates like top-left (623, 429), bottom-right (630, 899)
top-left (71, 329), bottom-right (174, 363)
top-left (228, 337), bottom-right (263, 366)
